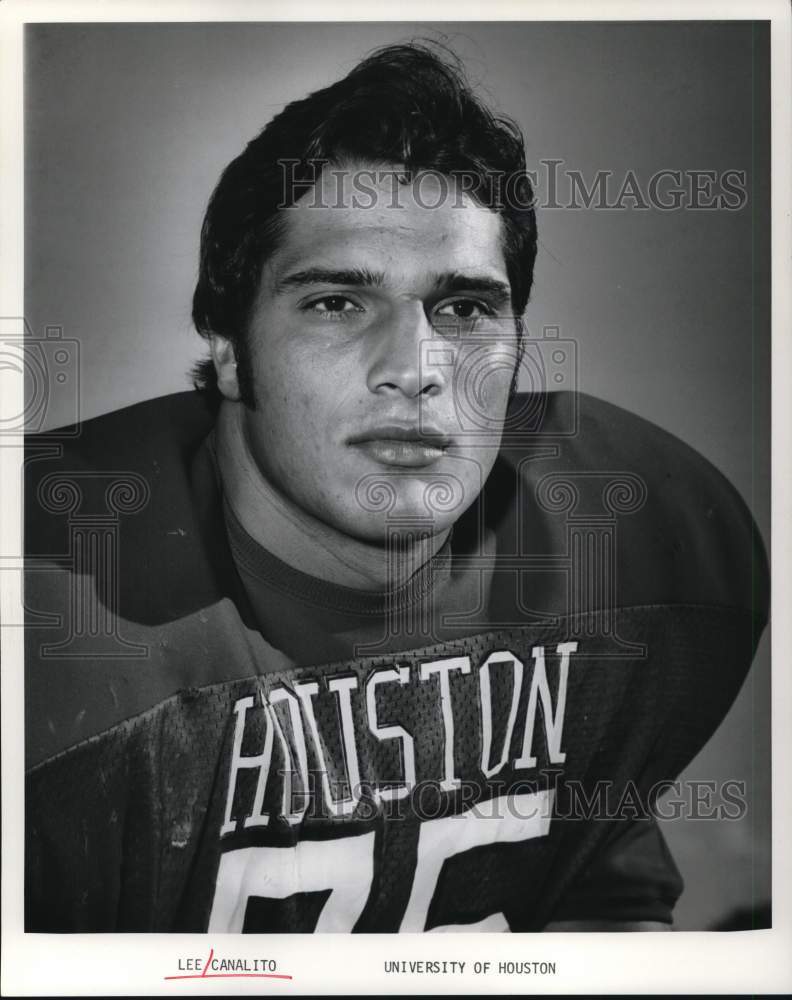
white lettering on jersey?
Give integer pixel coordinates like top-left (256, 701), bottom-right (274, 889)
top-left (326, 675), bottom-right (363, 813)
top-left (479, 651), bottom-right (524, 779)
top-left (294, 678), bottom-right (362, 818)
top-left (220, 692), bottom-right (274, 835)
top-left (514, 642), bottom-right (577, 768)
top-left (419, 655), bottom-right (471, 792)
top-left (268, 687), bottom-right (310, 825)
top-left (400, 789), bottom-right (553, 931)
top-left (223, 643), bottom-right (578, 829)
top-left (210, 794), bottom-right (553, 933)
top-left (209, 831), bottom-right (376, 932)
top-left (366, 666), bottom-right (416, 802)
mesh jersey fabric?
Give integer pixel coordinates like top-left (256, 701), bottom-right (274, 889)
top-left (24, 390), bottom-right (769, 932)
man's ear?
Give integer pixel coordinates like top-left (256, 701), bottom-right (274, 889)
top-left (209, 335), bottom-right (241, 401)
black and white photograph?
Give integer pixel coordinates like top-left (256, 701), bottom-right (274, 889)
top-left (1, 2), bottom-right (789, 995)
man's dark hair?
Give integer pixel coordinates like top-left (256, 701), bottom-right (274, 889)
top-left (191, 41), bottom-right (537, 406)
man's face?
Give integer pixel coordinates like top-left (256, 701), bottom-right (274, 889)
top-left (238, 163), bottom-right (518, 543)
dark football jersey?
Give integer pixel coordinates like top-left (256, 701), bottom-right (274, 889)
top-left (24, 391), bottom-right (769, 932)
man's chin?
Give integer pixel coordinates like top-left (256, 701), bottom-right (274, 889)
top-left (349, 473), bottom-right (470, 534)
top-left (355, 472), bottom-right (469, 527)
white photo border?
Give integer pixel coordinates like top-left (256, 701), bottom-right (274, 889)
top-left (1, 0), bottom-right (790, 995)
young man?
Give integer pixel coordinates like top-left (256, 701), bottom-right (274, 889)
top-left (24, 43), bottom-right (768, 932)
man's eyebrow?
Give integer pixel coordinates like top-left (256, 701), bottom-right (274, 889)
top-left (274, 267), bottom-right (385, 292)
top-left (434, 273), bottom-right (512, 302)
top-left (274, 267), bottom-right (512, 304)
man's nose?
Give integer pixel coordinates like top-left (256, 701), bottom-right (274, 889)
top-left (365, 302), bottom-right (452, 399)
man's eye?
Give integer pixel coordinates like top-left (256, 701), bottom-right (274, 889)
top-left (304, 295), bottom-right (362, 317)
top-left (435, 300), bottom-right (491, 320)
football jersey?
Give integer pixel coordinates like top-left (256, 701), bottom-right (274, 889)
top-left (24, 390), bottom-right (769, 932)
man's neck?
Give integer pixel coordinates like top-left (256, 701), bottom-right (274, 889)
top-left (214, 400), bottom-right (449, 591)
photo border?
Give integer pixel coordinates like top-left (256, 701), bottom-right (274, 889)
top-left (2, 0), bottom-right (790, 994)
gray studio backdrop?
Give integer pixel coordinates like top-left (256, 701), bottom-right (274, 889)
top-left (25, 20), bottom-right (770, 930)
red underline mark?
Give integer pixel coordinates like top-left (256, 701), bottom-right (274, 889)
top-left (164, 973), bottom-right (293, 981)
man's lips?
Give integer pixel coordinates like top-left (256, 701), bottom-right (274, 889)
top-left (347, 424), bottom-right (453, 469)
